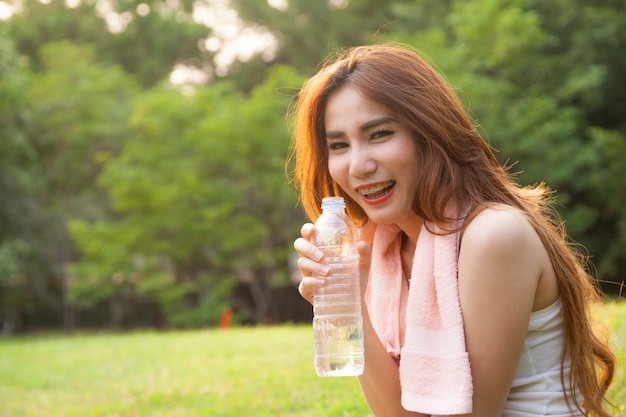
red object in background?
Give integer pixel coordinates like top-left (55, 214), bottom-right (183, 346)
top-left (220, 307), bottom-right (232, 329)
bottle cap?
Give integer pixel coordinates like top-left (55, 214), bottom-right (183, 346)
top-left (321, 196), bottom-right (345, 208)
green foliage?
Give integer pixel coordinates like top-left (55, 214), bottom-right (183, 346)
top-left (1, 0), bottom-right (624, 330)
top-left (0, 37), bottom-right (138, 331)
top-left (22, 40), bottom-right (138, 283)
top-left (24, 41), bottom-right (137, 197)
top-left (385, 0), bottom-right (626, 286)
top-left (0, 33), bottom-right (32, 331)
top-left (582, 128), bottom-right (626, 279)
top-left (228, 0), bottom-right (401, 78)
top-left (152, 276), bottom-right (236, 327)
top-left (0, 239), bottom-right (31, 332)
top-left (5, 0), bottom-right (213, 87)
top-left (69, 66), bottom-right (305, 327)
top-left (102, 0), bottom-right (213, 87)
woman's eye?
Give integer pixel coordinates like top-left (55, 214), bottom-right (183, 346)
top-left (328, 141), bottom-right (348, 151)
top-left (371, 129), bottom-right (393, 140)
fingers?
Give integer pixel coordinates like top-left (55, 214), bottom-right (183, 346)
top-left (298, 277), bottom-right (324, 304)
top-left (300, 223), bottom-right (317, 240)
top-left (294, 237), bottom-right (323, 263)
top-left (297, 268), bottom-right (328, 304)
top-left (295, 225), bottom-right (374, 304)
top-left (296, 254), bottom-right (328, 275)
top-left (294, 223), bottom-right (328, 304)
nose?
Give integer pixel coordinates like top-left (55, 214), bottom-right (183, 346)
top-left (349, 146), bottom-right (376, 179)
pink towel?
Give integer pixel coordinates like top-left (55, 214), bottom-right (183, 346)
top-left (363, 217), bottom-right (473, 415)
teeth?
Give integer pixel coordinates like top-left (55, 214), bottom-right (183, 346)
top-left (357, 181), bottom-right (395, 196)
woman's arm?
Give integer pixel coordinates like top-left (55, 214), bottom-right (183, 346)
top-left (357, 304), bottom-right (427, 417)
top-left (354, 241), bottom-right (426, 417)
top-left (455, 207), bottom-right (553, 417)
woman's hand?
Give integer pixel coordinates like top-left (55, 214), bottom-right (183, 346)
top-left (294, 223), bottom-right (329, 304)
top-left (294, 223), bottom-right (373, 304)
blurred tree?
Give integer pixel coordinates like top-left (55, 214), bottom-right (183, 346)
top-left (5, 0), bottom-right (213, 87)
top-left (14, 41), bottom-right (138, 331)
top-left (69, 66), bottom-right (305, 327)
top-left (2, 0), bottom-right (624, 332)
top-left (387, 0), bottom-right (626, 288)
top-left (0, 32), bottom-right (35, 334)
top-left (529, 0), bottom-right (626, 286)
top-left (225, 0), bottom-right (414, 89)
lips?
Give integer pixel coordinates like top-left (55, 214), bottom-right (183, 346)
top-left (355, 181), bottom-right (396, 201)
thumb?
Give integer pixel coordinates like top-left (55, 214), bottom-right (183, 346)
top-left (356, 240), bottom-right (371, 295)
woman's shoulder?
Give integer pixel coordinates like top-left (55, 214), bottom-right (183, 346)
top-left (462, 204), bottom-right (539, 255)
top-left (460, 204), bottom-right (558, 307)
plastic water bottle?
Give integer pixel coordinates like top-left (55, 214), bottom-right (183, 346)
top-left (312, 196), bottom-right (364, 377)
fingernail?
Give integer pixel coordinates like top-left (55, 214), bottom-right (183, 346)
top-left (320, 266), bottom-right (330, 276)
top-left (314, 250), bottom-right (324, 262)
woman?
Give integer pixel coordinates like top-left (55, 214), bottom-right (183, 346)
top-left (288, 44), bottom-right (615, 416)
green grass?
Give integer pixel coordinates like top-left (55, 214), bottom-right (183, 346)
top-left (0, 326), bottom-right (370, 417)
top-left (595, 300), bottom-right (626, 416)
top-left (0, 300), bottom-right (624, 417)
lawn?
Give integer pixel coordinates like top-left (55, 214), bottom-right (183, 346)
top-left (1, 300), bottom-right (624, 417)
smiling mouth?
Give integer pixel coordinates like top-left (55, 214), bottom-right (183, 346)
top-left (356, 181), bottom-right (396, 200)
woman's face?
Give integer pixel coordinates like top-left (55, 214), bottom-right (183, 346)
top-left (324, 85), bottom-right (422, 229)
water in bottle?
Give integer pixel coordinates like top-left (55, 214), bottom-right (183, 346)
top-left (312, 197), bottom-right (364, 377)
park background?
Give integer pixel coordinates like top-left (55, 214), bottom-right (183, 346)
top-left (1, 0), bottom-right (624, 334)
top-left (1, 1), bottom-right (625, 415)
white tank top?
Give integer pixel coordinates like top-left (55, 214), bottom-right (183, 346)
top-left (432, 299), bottom-right (583, 417)
top-left (502, 298), bottom-right (583, 417)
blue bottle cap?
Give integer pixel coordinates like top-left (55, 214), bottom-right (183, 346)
top-left (321, 196), bottom-right (345, 208)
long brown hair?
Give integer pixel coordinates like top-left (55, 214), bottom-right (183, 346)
top-left (287, 43), bottom-right (615, 416)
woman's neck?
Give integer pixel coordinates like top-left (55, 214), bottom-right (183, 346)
top-left (397, 214), bottom-right (423, 249)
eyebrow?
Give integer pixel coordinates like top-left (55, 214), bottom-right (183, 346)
top-left (325, 116), bottom-right (399, 139)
